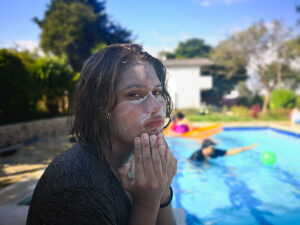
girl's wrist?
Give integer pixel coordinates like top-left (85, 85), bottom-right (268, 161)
top-left (161, 186), bottom-right (170, 203)
top-left (160, 187), bottom-right (173, 208)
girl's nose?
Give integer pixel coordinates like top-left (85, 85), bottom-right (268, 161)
top-left (144, 94), bottom-right (163, 114)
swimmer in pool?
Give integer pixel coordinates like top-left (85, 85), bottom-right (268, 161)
top-left (190, 139), bottom-right (258, 162)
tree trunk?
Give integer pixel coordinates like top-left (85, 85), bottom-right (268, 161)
top-left (276, 62), bottom-right (282, 88)
top-left (262, 90), bottom-right (270, 115)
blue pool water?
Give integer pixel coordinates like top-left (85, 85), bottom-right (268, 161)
top-left (168, 127), bottom-right (300, 225)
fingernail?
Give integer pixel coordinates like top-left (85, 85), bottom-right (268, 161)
top-left (135, 137), bottom-right (140, 143)
top-left (150, 135), bottom-right (156, 142)
top-left (158, 138), bottom-right (163, 145)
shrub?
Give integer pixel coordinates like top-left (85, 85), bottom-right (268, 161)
top-left (31, 57), bottom-right (76, 114)
top-left (230, 105), bottom-right (251, 118)
top-left (270, 89), bottom-right (297, 109)
top-left (296, 96), bottom-right (300, 110)
top-left (0, 49), bottom-right (39, 123)
top-left (260, 108), bottom-right (290, 120)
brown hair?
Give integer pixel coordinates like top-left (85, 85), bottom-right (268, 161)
top-left (71, 43), bottom-right (172, 153)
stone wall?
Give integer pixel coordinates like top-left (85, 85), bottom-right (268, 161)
top-left (0, 117), bottom-right (72, 149)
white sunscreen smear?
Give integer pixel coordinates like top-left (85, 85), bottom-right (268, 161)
top-left (132, 93), bottom-right (166, 129)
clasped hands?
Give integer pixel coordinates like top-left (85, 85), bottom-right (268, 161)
top-left (118, 132), bottom-right (177, 209)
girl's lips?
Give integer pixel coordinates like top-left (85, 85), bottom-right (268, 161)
top-left (145, 120), bottom-right (163, 129)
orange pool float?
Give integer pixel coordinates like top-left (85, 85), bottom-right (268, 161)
top-left (164, 123), bottom-right (222, 139)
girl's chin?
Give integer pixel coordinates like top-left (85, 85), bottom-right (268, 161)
top-left (142, 127), bottom-right (163, 135)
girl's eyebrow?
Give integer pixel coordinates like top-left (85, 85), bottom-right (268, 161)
top-left (122, 84), bottom-right (162, 91)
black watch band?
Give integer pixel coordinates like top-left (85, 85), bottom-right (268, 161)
top-left (160, 187), bottom-right (173, 208)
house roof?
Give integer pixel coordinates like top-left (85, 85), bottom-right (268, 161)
top-left (162, 58), bottom-right (213, 67)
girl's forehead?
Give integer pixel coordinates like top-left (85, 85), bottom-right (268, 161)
top-left (116, 61), bottom-right (161, 91)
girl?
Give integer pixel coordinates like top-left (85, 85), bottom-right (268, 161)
top-left (27, 44), bottom-right (177, 225)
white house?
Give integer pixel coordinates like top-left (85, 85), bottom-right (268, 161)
top-left (163, 58), bottom-right (213, 109)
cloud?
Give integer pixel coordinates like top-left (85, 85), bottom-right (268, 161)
top-left (141, 43), bottom-right (175, 58)
top-left (193, 0), bottom-right (246, 7)
top-left (1, 40), bottom-right (44, 55)
top-left (219, 17), bottom-right (254, 38)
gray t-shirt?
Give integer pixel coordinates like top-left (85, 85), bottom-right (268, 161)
top-left (26, 143), bottom-right (131, 225)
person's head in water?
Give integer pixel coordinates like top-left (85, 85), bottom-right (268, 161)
top-left (71, 43), bottom-right (173, 156)
top-left (201, 139), bottom-right (217, 156)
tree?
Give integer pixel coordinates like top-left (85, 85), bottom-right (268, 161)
top-left (201, 39), bottom-right (248, 105)
top-left (221, 20), bottom-right (298, 114)
top-left (34, 0), bottom-right (132, 71)
top-left (162, 38), bottom-right (212, 59)
top-left (236, 81), bottom-right (263, 107)
top-left (297, 5), bottom-right (300, 26)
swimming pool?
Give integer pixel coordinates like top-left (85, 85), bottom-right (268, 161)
top-left (168, 127), bottom-right (300, 225)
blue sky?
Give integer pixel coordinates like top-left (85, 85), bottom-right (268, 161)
top-left (0, 0), bottom-right (299, 56)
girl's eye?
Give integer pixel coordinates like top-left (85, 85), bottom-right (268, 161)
top-left (153, 89), bottom-right (162, 97)
top-left (128, 93), bottom-right (142, 99)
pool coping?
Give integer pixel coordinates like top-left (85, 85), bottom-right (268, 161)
top-left (193, 121), bottom-right (300, 137)
top-left (223, 126), bottom-right (300, 138)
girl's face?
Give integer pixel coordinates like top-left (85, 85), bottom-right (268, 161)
top-left (110, 61), bottom-right (166, 148)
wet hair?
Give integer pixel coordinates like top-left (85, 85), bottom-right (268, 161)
top-left (202, 139), bottom-right (216, 148)
top-left (176, 112), bottom-right (185, 120)
top-left (71, 43), bottom-right (173, 154)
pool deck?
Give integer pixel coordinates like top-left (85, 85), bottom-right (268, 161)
top-left (194, 121), bottom-right (300, 135)
top-left (0, 121), bottom-right (299, 225)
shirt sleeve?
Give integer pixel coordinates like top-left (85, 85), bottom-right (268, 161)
top-left (34, 186), bottom-right (118, 225)
top-left (211, 148), bottom-right (226, 158)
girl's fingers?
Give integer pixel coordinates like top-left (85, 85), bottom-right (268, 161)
top-left (158, 132), bottom-right (170, 177)
top-left (134, 137), bottom-right (144, 181)
top-left (159, 144), bottom-right (167, 176)
top-left (157, 132), bottom-right (163, 146)
top-left (150, 135), bottom-right (163, 176)
top-left (141, 133), bottom-right (155, 179)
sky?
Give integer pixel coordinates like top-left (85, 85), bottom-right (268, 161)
top-left (0, 0), bottom-right (299, 57)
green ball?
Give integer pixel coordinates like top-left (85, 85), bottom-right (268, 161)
top-left (260, 151), bottom-right (277, 165)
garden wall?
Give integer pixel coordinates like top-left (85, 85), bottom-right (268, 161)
top-left (0, 117), bottom-right (72, 149)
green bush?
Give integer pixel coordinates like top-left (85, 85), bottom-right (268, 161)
top-left (296, 96), bottom-right (300, 110)
top-left (230, 105), bottom-right (251, 118)
top-left (259, 108), bottom-right (290, 121)
top-left (31, 57), bottom-right (76, 114)
top-left (270, 89), bottom-right (297, 109)
top-left (0, 50), bottom-right (77, 124)
top-left (0, 49), bottom-right (39, 123)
